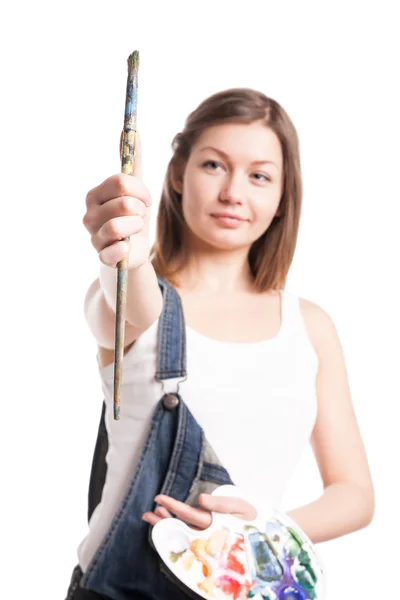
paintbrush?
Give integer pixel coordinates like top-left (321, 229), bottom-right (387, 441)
top-left (114, 50), bottom-right (139, 420)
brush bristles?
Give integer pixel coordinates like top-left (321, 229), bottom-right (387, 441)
top-left (127, 50), bottom-right (139, 72)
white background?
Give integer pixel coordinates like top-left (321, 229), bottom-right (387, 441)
top-left (1, 1), bottom-right (398, 598)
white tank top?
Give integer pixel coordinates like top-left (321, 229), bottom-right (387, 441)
top-left (77, 288), bottom-right (319, 572)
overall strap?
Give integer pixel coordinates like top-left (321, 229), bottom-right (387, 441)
top-left (87, 276), bottom-right (186, 523)
top-left (155, 277), bottom-right (187, 381)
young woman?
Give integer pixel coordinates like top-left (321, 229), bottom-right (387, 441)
top-left (67, 88), bottom-right (374, 599)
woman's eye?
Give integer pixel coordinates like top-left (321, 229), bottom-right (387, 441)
top-left (202, 160), bottom-right (221, 170)
top-left (252, 173), bottom-right (271, 182)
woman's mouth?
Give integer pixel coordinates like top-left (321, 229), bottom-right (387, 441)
top-left (210, 212), bottom-right (248, 229)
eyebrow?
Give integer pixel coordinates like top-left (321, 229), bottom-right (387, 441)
top-left (198, 146), bottom-right (279, 169)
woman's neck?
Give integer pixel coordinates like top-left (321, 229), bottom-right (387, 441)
top-left (175, 248), bottom-right (254, 294)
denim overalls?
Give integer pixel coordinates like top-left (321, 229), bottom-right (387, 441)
top-left (66, 277), bottom-right (233, 600)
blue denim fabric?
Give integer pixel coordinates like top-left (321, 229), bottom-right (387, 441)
top-left (155, 277), bottom-right (187, 380)
top-left (68, 277), bottom-right (233, 600)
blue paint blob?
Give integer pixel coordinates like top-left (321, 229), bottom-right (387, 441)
top-left (279, 586), bottom-right (307, 600)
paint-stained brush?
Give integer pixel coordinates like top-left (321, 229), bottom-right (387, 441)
top-left (114, 50), bottom-right (139, 420)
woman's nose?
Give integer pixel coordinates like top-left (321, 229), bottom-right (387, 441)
top-left (218, 174), bottom-right (244, 204)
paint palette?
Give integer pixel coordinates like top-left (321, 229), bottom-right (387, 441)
top-left (152, 486), bottom-right (323, 600)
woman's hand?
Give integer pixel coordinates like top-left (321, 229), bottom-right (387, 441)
top-left (142, 493), bottom-right (257, 529)
top-left (82, 132), bottom-right (152, 270)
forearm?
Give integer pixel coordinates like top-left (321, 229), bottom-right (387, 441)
top-left (286, 482), bottom-right (375, 544)
top-left (99, 258), bottom-right (162, 329)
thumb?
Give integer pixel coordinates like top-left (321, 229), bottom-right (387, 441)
top-left (119, 129), bottom-right (143, 179)
top-left (199, 494), bottom-right (257, 521)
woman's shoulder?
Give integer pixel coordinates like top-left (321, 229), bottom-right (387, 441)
top-left (295, 294), bottom-right (338, 359)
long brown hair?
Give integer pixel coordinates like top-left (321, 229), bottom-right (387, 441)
top-left (151, 88), bottom-right (302, 291)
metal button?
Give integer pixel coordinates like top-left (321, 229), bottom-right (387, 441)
top-left (163, 393), bottom-right (179, 410)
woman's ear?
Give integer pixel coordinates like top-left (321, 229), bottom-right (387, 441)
top-left (170, 159), bottom-right (185, 194)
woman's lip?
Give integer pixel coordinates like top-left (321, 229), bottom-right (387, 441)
top-left (210, 214), bottom-right (248, 229)
top-left (210, 213), bottom-right (247, 221)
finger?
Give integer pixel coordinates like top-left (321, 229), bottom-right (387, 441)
top-left (155, 506), bottom-right (173, 519)
top-left (86, 173), bottom-right (151, 209)
top-left (198, 495), bottom-right (257, 521)
top-left (142, 512), bottom-right (162, 527)
top-left (83, 196), bottom-right (147, 236)
top-left (155, 495), bottom-right (212, 530)
top-left (98, 240), bottom-right (129, 268)
top-left (92, 215), bottom-right (144, 253)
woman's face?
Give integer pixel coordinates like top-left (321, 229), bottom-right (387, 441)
top-left (172, 121), bottom-right (284, 252)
